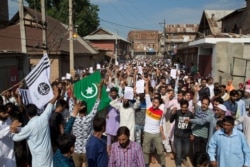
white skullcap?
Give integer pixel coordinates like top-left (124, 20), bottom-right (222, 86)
top-left (245, 89), bottom-right (250, 94)
top-left (217, 104), bottom-right (227, 112)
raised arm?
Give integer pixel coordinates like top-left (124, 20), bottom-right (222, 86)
top-left (88, 80), bottom-right (104, 118)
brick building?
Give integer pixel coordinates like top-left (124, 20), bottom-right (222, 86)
top-left (128, 30), bottom-right (159, 57)
top-left (84, 28), bottom-right (130, 62)
top-left (160, 24), bottom-right (198, 61)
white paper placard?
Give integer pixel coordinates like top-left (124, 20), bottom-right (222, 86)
top-left (138, 66), bottom-right (143, 74)
top-left (66, 73), bottom-right (71, 79)
top-left (89, 67), bottom-right (93, 73)
top-left (136, 79), bottom-right (145, 93)
top-left (170, 69), bottom-right (177, 79)
top-left (61, 77), bottom-right (66, 80)
top-left (96, 64), bottom-right (101, 69)
top-left (115, 61), bottom-right (119, 66)
top-left (124, 86), bottom-right (134, 100)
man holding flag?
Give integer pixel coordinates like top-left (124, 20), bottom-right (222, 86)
top-left (72, 71), bottom-right (110, 167)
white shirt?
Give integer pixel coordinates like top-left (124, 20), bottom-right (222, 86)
top-left (0, 118), bottom-right (16, 167)
top-left (12, 104), bottom-right (54, 167)
top-left (235, 113), bottom-right (250, 146)
top-left (110, 99), bottom-right (135, 141)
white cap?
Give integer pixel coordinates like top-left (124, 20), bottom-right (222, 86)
top-left (217, 104), bottom-right (227, 112)
top-left (245, 89), bottom-right (250, 94)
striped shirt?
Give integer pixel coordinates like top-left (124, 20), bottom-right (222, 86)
top-left (144, 94), bottom-right (164, 134)
top-left (108, 141), bottom-right (145, 167)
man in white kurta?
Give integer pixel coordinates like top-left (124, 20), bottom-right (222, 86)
top-left (12, 101), bottom-right (56, 167)
top-left (0, 117), bottom-right (16, 167)
top-left (110, 98), bottom-right (135, 141)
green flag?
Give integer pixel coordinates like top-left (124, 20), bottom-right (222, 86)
top-left (73, 71), bottom-right (110, 114)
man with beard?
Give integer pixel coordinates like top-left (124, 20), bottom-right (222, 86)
top-left (224, 90), bottom-right (238, 117)
top-left (0, 105), bottom-right (21, 167)
top-left (106, 87), bottom-right (120, 154)
top-left (110, 97), bottom-right (135, 141)
top-left (108, 126), bottom-right (144, 167)
top-left (198, 78), bottom-right (210, 100)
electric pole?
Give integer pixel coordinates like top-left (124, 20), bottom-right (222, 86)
top-left (163, 19), bottom-right (166, 59)
top-left (115, 29), bottom-right (118, 63)
top-left (41, 0), bottom-right (47, 54)
top-left (159, 19), bottom-right (167, 60)
top-left (18, 0), bottom-right (27, 53)
top-left (69, 0), bottom-right (74, 74)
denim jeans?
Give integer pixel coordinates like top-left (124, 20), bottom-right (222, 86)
top-left (135, 125), bottom-right (144, 146)
top-left (192, 136), bottom-right (208, 165)
top-left (174, 136), bottom-right (190, 166)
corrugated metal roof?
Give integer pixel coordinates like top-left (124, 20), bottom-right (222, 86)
top-left (165, 24), bottom-right (199, 33)
top-left (0, 7), bottom-right (98, 54)
top-left (204, 10), bottom-right (234, 21)
top-left (199, 10), bottom-right (235, 35)
top-left (84, 27), bottom-right (130, 43)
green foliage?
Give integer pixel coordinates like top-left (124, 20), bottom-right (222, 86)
top-left (25, 0), bottom-right (100, 36)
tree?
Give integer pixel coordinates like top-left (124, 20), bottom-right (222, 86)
top-left (26, 0), bottom-right (100, 36)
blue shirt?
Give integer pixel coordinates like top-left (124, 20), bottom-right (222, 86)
top-left (86, 135), bottom-right (108, 167)
top-left (208, 128), bottom-right (250, 167)
top-left (53, 149), bottom-right (75, 167)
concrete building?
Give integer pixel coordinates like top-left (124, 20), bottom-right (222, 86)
top-left (84, 28), bottom-right (130, 62)
top-left (187, 2), bottom-right (250, 85)
top-left (160, 24), bottom-right (198, 61)
top-left (128, 30), bottom-right (159, 57)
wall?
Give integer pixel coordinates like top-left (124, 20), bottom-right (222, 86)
top-left (91, 40), bottom-right (115, 52)
top-left (30, 55), bottom-right (59, 82)
top-left (214, 42), bottom-right (249, 85)
top-left (0, 54), bottom-right (28, 91)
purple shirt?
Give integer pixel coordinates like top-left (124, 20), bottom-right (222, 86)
top-left (108, 141), bottom-right (145, 167)
top-left (106, 106), bottom-right (120, 136)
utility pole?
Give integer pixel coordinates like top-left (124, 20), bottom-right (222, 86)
top-left (18, 0), bottom-right (27, 53)
top-left (41, 0), bottom-right (47, 54)
top-left (159, 19), bottom-right (167, 60)
top-left (115, 29), bottom-right (118, 63)
top-left (69, 0), bottom-right (74, 74)
top-left (163, 19), bottom-right (166, 60)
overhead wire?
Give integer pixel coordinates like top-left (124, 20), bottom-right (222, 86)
top-left (117, 0), bottom-right (157, 29)
top-left (107, 0), bottom-right (139, 30)
top-left (100, 18), bottom-right (145, 30)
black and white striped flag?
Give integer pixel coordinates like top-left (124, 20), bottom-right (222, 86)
top-left (24, 53), bottom-right (53, 109)
top-left (18, 88), bottom-right (32, 105)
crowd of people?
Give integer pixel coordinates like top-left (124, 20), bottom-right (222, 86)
top-left (0, 57), bottom-right (250, 167)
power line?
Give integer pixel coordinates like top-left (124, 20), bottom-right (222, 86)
top-left (100, 18), bottom-right (145, 30)
top-left (107, 0), bottom-right (139, 29)
top-left (118, 0), bottom-right (157, 29)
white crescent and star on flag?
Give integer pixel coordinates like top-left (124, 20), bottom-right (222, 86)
top-left (81, 83), bottom-right (98, 99)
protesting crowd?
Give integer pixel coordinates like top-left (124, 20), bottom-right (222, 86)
top-left (1, 56), bottom-right (250, 167)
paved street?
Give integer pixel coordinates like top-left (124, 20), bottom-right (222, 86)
top-left (150, 154), bottom-right (193, 167)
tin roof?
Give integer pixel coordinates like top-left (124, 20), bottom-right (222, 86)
top-left (0, 7), bottom-right (98, 54)
top-left (84, 27), bottom-right (130, 43)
